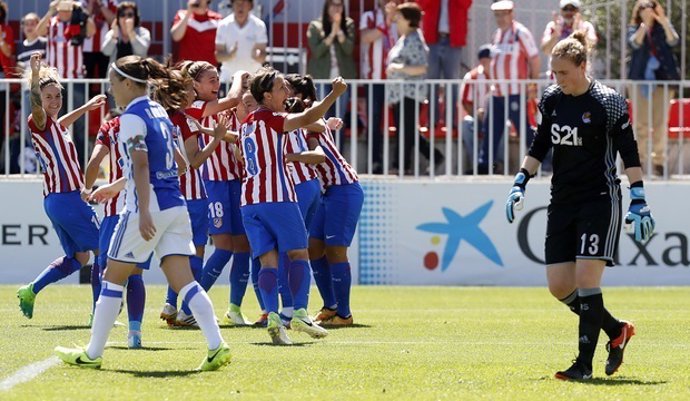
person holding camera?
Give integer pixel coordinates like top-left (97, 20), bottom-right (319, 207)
top-left (171, 0), bottom-right (221, 65)
top-left (36, 0), bottom-right (96, 168)
top-left (81, 0), bottom-right (117, 79)
top-left (102, 2), bottom-right (150, 65)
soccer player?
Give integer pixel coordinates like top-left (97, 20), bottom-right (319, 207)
top-left (184, 62), bottom-right (253, 325)
top-left (84, 116), bottom-right (150, 348)
top-left (239, 68), bottom-right (345, 344)
top-left (16, 53), bottom-right (105, 320)
top-left (55, 56), bottom-right (230, 371)
top-left (505, 32), bottom-right (653, 380)
top-left (286, 74), bottom-right (363, 327)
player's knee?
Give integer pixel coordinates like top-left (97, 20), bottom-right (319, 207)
top-left (325, 246), bottom-right (348, 264)
top-left (308, 238), bottom-right (325, 260)
top-left (212, 234), bottom-right (233, 250)
top-left (287, 248), bottom-right (309, 261)
top-left (547, 281), bottom-right (575, 300)
top-left (232, 235), bottom-right (250, 252)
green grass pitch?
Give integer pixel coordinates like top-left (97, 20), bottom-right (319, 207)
top-left (1, 285), bottom-right (689, 400)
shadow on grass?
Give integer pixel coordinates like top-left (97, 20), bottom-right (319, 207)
top-left (110, 369), bottom-right (200, 378)
top-left (107, 345), bottom-right (194, 352)
top-left (36, 325), bottom-right (91, 331)
top-left (320, 323), bottom-right (372, 330)
top-left (540, 376), bottom-right (667, 386)
top-left (250, 341), bottom-right (315, 347)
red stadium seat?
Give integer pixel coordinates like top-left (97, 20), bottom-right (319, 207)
top-left (668, 99), bottom-right (690, 139)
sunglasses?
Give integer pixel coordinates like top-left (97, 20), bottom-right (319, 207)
top-left (119, 11), bottom-right (135, 17)
top-left (561, 6), bottom-right (577, 12)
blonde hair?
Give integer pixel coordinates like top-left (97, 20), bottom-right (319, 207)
top-left (26, 63), bottom-right (63, 90)
top-left (551, 30), bottom-right (591, 67)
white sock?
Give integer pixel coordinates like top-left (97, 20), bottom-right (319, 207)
top-left (281, 306), bottom-right (294, 318)
top-left (179, 282), bottom-right (223, 350)
top-left (86, 281), bottom-right (124, 359)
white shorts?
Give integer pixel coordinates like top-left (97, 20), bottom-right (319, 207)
top-left (107, 206), bottom-right (195, 265)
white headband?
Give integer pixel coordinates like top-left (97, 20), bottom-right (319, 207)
top-left (111, 63), bottom-right (148, 84)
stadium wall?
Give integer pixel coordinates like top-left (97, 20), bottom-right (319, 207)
top-left (2, 179), bottom-right (689, 286)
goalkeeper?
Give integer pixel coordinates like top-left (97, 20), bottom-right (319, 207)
top-left (504, 31), bottom-right (655, 381)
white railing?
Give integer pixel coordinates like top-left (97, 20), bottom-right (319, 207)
top-left (2, 78), bottom-right (689, 180)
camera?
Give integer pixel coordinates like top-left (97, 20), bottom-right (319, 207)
top-left (68, 5), bottom-right (89, 47)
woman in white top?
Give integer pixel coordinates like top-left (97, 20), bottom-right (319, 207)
top-left (101, 1), bottom-right (150, 65)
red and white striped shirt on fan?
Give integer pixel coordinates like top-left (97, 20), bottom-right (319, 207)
top-left (172, 10), bottom-right (221, 65)
top-left (460, 65), bottom-right (491, 111)
top-left (47, 17), bottom-right (84, 78)
top-left (95, 117), bottom-right (124, 216)
top-left (239, 107), bottom-right (297, 206)
top-left (285, 128), bottom-right (318, 186)
top-left (81, 0), bottom-right (118, 53)
top-left (170, 111), bottom-right (207, 201)
top-left (307, 123), bottom-right (358, 189)
top-left (359, 8), bottom-right (397, 80)
top-left (29, 116), bottom-right (84, 197)
top-left (185, 101), bottom-right (241, 181)
top-left (490, 20), bottom-right (539, 97)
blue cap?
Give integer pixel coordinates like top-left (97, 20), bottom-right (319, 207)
top-left (477, 44), bottom-right (492, 60)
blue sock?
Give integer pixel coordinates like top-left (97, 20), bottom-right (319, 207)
top-left (165, 285), bottom-right (178, 308)
top-left (180, 256), bottom-right (204, 315)
top-left (127, 274), bottom-right (145, 331)
top-left (330, 262), bottom-right (352, 318)
top-left (289, 259), bottom-right (311, 310)
top-left (252, 257), bottom-right (266, 311)
top-left (200, 249), bottom-right (232, 291)
top-left (311, 257), bottom-right (337, 309)
top-left (90, 260), bottom-right (102, 312)
top-left (258, 268), bottom-right (279, 313)
top-left (32, 256), bottom-right (82, 294)
top-left (229, 252), bottom-right (250, 307)
top-left (278, 253), bottom-right (293, 310)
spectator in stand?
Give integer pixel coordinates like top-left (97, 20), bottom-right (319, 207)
top-left (12, 13), bottom-right (48, 174)
top-left (417, 0), bottom-right (473, 131)
top-left (37, 0), bottom-right (97, 168)
top-left (81, 0), bottom-right (117, 79)
top-left (102, 2), bottom-right (150, 65)
top-left (360, 0), bottom-right (398, 174)
top-left (460, 44), bottom-right (492, 173)
top-left (215, 0), bottom-right (267, 83)
top-left (0, 0), bottom-right (15, 170)
top-left (628, 0), bottom-right (680, 177)
top-left (307, 0), bottom-right (356, 123)
top-left (541, 0), bottom-right (596, 77)
top-left (478, 0), bottom-right (540, 174)
top-left (387, 2), bottom-right (444, 175)
top-left (171, 0), bottom-right (221, 65)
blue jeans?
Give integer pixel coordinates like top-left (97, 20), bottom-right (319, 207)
top-left (427, 36), bottom-right (463, 127)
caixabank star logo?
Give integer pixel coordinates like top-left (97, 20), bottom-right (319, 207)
top-left (416, 201), bottom-right (503, 271)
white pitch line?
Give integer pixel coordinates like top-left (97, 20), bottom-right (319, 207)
top-left (0, 356), bottom-right (60, 392)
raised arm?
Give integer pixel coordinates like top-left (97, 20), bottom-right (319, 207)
top-left (58, 94), bottom-right (107, 128)
top-left (29, 53), bottom-right (47, 132)
top-left (37, 1), bottom-right (58, 38)
top-left (170, 8), bottom-right (191, 42)
top-left (202, 71), bottom-right (248, 117)
top-left (283, 77), bottom-right (347, 133)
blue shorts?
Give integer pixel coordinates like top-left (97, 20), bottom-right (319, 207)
top-left (187, 198), bottom-right (210, 246)
top-left (295, 179), bottom-right (321, 231)
top-left (99, 215), bottom-right (151, 269)
top-left (205, 180), bottom-right (245, 236)
top-left (241, 202), bottom-right (308, 259)
top-left (44, 191), bottom-right (99, 258)
top-left (310, 182), bottom-right (364, 247)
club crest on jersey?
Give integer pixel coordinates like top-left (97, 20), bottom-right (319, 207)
top-left (214, 217), bottom-right (223, 228)
top-left (582, 112), bottom-right (592, 124)
top-left (243, 121), bottom-right (256, 136)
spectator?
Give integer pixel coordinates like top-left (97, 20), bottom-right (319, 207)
top-left (628, 0), bottom-right (680, 177)
top-left (171, 0), bottom-right (221, 65)
top-left (360, 0), bottom-right (398, 174)
top-left (307, 0), bottom-right (356, 123)
top-left (478, 0), bottom-right (540, 174)
top-left (417, 0), bottom-right (473, 130)
top-left (37, 0), bottom-right (97, 167)
top-left (102, 2), bottom-right (151, 65)
top-left (215, 0), bottom-right (267, 83)
top-left (541, 0), bottom-right (596, 77)
top-left (0, 0), bottom-right (14, 173)
top-left (387, 2), bottom-right (443, 175)
top-left (81, 0), bottom-right (117, 79)
top-left (459, 44), bottom-right (492, 172)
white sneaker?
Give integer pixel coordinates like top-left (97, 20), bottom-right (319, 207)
top-left (291, 308), bottom-right (328, 339)
top-left (128, 331), bottom-right (142, 349)
top-left (160, 303), bottom-right (177, 325)
top-left (267, 312), bottom-right (292, 345)
top-left (175, 310), bottom-right (199, 328)
top-left (224, 304), bottom-right (251, 326)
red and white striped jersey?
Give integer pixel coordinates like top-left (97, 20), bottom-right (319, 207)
top-left (285, 128), bottom-right (318, 186)
top-left (359, 9), bottom-right (397, 80)
top-left (170, 111), bottom-right (207, 201)
top-left (490, 21), bottom-right (539, 96)
top-left (186, 101), bottom-right (241, 181)
top-left (29, 115), bottom-right (84, 197)
top-left (460, 65), bottom-right (491, 109)
top-left (95, 117), bottom-right (124, 216)
top-left (80, 0), bottom-right (118, 53)
top-left (47, 16), bottom-right (85, 78)
top-left (239, 107), bottom-right (297, 206)
top-left (307, 123), bottom-right (358, 189)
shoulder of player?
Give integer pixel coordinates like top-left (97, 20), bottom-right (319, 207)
top-left (588, 81), bottom-right (627, 110)
top-left (540, 84), bottom-right (563, 110)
